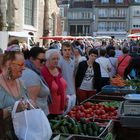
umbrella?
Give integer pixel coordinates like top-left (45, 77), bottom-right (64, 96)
top-left (127, 33), bottom-right (140, 38)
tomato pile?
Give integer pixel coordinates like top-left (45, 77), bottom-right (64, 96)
top-left (68, 102), bottom-right (118, 121)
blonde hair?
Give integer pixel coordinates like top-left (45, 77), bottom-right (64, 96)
top-left (1, 51), bottom-right (23, 67)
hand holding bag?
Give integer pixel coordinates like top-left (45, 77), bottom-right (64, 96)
top-left (12, 100), bottom-right (52, 140)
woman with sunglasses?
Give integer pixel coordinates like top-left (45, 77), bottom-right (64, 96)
top-left (0, 50), bottom-right (28, 140)
top-left (20, 47), bottom-right (51, 116)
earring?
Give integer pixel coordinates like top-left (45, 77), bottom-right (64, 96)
top-left (7, 67), bottom-right (12, 80)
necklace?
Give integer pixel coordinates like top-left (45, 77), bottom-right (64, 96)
top-left (2, 74), bottom-right (20, 98)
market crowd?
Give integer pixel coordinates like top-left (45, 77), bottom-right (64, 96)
top-left (0, 37), bottom-right (140, 139)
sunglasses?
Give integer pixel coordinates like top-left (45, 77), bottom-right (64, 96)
top-left (36, 58), bottom-right (46, 64)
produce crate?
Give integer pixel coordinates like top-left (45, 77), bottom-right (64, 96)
top-left (79, 98), bottom-right (121, 122)
top-left (49, 115), bottom-right (114, 140)
top-left (68, 120), bottom-right (114, 140)
top-left (81, 97), bottom-right (122, 107)
top-left (89, 93), bottom-right (124, 101)
top-left (102, 85), bottom-right (136, 94)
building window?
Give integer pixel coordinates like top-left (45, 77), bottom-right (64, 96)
top-left (60, 7), bottom-right (64, 17)
top-left (134, 10), bottom-right (140, 16)
top-left (109, 9), bottom-right (116, 17)
top-left (116, 0), bottom-right (123, 3)
top-left (77, 25), bottom-right (83, 35)
top-left (98, 22), bottom-right (107, 31)
top-left (84, 25), bottom-right (90, 35)
top-left (101, 0), bottom-right (109, 3)
top-left (99, 9), bottom-right (108, 17)
top-left (24, 0), bottom-right (35, 26)
top-left (70, 25), bottom-right (76, 35)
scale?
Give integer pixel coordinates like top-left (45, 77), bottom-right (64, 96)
top-left (119, 94), bottom-right (140, 127)
top-left (123, 94), bottom-right (140, 116)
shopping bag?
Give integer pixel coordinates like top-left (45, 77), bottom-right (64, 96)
top-left (12, 100), bottom-right (52, 140)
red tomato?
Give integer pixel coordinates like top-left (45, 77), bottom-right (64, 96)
top-left (104, 106), bottom-right (110, 112)
top-left (113, 110), bottom-right (118, 116)
top-left (92, 105), bottom-right (96, 110)
top-left (95, 115), bottom-right (99, 118)
top-left (109, 107), bottom-right (116, 112)
top-left (101, 114), bottom-right (107, 119)
top-left (84, 102), bottom-right (93, 109)
top-left (72, 107), bottom-right (77, 111)
top-left (100, 109), bottom-right (106, 115)
top-left (76, 106), bottom-right (81, 110)
top-left (90, 112), bottom-right (94, 116)
top-left (86, 114), bottom-right (91, 118)
top-left (95, 110), bottom-right (101, 115)
top-left (80, 106), bottom-right (85, 112)
top-left (81, 112), bottom-right (86, 118)
top-left (95, 105), bottom-right (99, 110)
top-left (85, 109), bottom-right (90, 114)
top-left (77, 109), bottom-right (81, 113)
top-left (110, 112), bottom-right (115, 116)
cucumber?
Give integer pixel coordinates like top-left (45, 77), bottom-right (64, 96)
top-left (104, 132), bottom-right (113, 140)
top-left (49, 120), bottom-right (59, 125)
top-left (60, 126), bottom-right (67, 134)
top-left (74, 125), bottom-right (79, 134)
top-left (67, 117), bottom-right (76, 126)
top-left (80, 118), bottom-right (86, 124)
top-left (82, 123), bottom-right (87, 135)
top-left (52, 121), bottom-right (61, 129)
top-left (77, 122), bottom-right (83, 134)
top-left (87, 127), bottom-right (93, 136)
top-left (64, 126), bottom-right (69, 134)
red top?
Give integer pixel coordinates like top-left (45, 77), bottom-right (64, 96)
top-left (117, 55), bottom-right (131, 77)
top-left (41, 66), bottom-right (67, 114)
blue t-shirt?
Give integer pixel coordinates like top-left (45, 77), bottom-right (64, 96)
top-left (58, 57), bottom-right (75, 95)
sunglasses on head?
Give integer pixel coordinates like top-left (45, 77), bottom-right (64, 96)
top-left (36, 58), bottom-right (46, 64)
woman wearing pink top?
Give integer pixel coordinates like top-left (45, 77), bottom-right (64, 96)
top-left (117, 47), bottom-right (132, 77)
top-left (41, 49), bottom-right (67, 117)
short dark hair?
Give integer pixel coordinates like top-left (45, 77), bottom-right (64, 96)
top-left (109, 49), bottom-right (116, 57)
top-left (100, 48), bottom-right (107, 56)
top-left (122, 47), bottom-right (129, 54)
top-left (29, 47), bottom-right (45, 59)
top-left (62, 41), bottom-right (71, 49)
top-left (88, 48), bottom-right (98, 56)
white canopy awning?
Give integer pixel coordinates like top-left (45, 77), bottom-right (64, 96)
top-left (8, 31), bottom-right (34, 38)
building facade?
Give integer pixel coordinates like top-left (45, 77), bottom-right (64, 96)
top-left (0, 0), bottom-right (61, 46)
top-left (67, 0), bottom-right (94, 36)
top-left (64, 0), bottom-right (140, 39)
top-left (129, 0), bottom-right (140, 34)
top-left (93, 0), bottom-right (130, 39)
